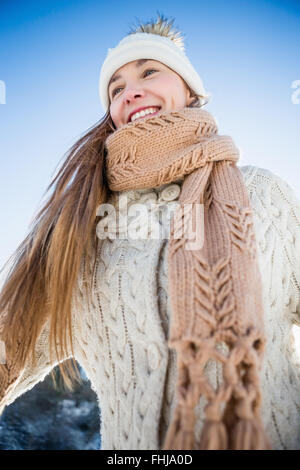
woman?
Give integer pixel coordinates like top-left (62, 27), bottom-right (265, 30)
top-left (0, 14), bottom-right (300, 451)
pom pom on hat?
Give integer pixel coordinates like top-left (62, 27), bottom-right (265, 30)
top-left (99, 15), bottom-right (211, 111)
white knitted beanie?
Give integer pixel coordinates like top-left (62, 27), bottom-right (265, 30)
top-left (99, 32), bottom-right (211, 111)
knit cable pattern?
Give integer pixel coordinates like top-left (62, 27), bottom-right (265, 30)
top-left (0, 167), bottom-right (300, 449)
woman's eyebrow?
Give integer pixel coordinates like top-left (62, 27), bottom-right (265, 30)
top-left (108, 59), bottom-right (152, 90)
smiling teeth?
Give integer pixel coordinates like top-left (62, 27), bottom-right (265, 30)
top-left (131, 107), bottom-right (160, 122)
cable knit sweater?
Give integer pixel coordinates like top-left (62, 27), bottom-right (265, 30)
top-left (0, 164), bottom-right (300, 450)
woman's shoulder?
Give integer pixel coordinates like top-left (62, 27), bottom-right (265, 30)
top-left (238, 165), bottom-right (300, 264)
top-left (238, 164), bottom-right (300, 209)
top-left (239, 163), bottom-right (289, 188)
top-left (239, 165), bottom-right (300, 322)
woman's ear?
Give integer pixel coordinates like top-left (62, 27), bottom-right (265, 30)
top-left (186, 88), bottom-right (197, 106)
top-left (187, 95), bottom-right (195, 106)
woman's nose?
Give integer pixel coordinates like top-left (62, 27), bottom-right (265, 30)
top-left (123, 87), bottom-right (145, 103)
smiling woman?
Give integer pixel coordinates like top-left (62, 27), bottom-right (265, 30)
top-left (108, 58), bottom-right (195, 129)
top-left (0, 13), bottom-right (300, 452)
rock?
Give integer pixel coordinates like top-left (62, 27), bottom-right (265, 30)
top-left (0, 363), bottom-right (101, 450)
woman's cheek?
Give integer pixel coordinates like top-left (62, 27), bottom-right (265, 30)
top-left (110, 103), bottom-right (119, 123)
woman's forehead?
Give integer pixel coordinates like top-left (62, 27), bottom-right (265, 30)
top-left (110, 59), bottom-right (164, 83)
top-left (119, 58), bottom-right (162, 71)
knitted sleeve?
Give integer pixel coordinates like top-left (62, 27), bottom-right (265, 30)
top-left (254, 167), bottom-right (300, 324)
top-left (0, 251), bottom-right (91, 418)
top-left (0, 314), bottom-right (76, 417)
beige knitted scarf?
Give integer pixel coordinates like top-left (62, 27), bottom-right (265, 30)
top-left (104, 107), bottom-right (272, 450)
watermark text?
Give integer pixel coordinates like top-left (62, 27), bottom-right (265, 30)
top-left (0, 80), bottom-right (6, 104)
top-left (291, 80), bottom-right (300, 104)
top-left (96, 198), bottom-right (205, 251)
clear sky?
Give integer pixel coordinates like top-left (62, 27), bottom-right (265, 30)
top-left (0, 0), bottom-right (299, 278)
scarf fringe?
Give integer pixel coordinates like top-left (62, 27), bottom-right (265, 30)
top-left (229, 418), bottom-right (272, 450)
top-left (163, 409), bottom-right (272, 450)
top-left (162, 407), bottom-right (195, 450)
top-left (162, 337), bottom-right (272, 450)
top-left (198, 417), bottom-right (272, 450)
top-left (198, 420), bottom-right (228, 449)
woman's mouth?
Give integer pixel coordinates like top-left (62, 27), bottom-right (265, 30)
top-left (130, 106), bottom-right (161, 123)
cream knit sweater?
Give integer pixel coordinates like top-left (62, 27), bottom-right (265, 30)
top-left (0, 165), bottom-right (300, 450)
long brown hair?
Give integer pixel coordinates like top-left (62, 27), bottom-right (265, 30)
top-left (0, 14), bottom-right (207, 393)
top-left (0, 111), bottom-right (117, 391)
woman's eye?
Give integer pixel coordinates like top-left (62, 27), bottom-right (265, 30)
top-left (111, 69), bottom-right (157, 98)
top-left (143, 69), bottom-right (157, 77)
top-left (112, 86), bottom-right (123, 97)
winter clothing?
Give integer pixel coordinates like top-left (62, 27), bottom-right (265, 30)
top-left (0, 164), bottom-right (299, 450)
top-left (1, 21), bottom-right (299, 450)
top-left (105, 107), bottom-right (271, 449)
top-left (99, 33), bottom-right (210, 111)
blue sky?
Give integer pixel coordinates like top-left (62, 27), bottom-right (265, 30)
top-left (0, 0), bottom-right (299, 276)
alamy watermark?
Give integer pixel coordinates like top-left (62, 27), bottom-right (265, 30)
top-left (0, 80), bottom-right (6, 104)
top-left (291, 80), bottom-right (300, 104)
top-left (96, 197), bottom-right (205, 251)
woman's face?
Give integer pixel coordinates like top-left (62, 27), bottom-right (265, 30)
top-left (108, 59), bottom-right (194, 129)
